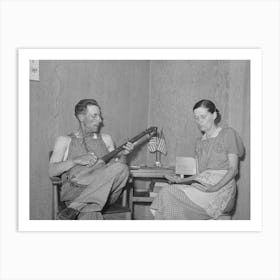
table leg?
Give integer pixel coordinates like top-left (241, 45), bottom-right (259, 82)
top-left (128, 178), bottom-right (134, 219)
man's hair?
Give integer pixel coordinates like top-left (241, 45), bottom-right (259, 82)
top-left (74, 99), bottom-right (101, 118)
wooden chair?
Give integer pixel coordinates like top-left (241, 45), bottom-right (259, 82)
top-left (49, 152), bottom-right (131, 220)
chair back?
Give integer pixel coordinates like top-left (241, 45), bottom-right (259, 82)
top-left (49, 151), bottom-right (66, 219)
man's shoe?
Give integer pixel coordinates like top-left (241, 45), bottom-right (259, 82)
top-left (57, 207), bottom-right (80, 220)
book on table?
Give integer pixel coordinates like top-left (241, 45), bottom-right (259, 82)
top-left (175, 156), bottom-right (197, 176)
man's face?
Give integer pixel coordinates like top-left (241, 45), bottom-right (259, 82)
top-left (79, 105), bottom-right (102, 133)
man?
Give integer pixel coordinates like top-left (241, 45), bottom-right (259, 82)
top-left (49, 99), bottom-right (134, 220)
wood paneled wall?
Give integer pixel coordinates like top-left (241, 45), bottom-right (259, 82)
top-left (228, 61), bottom-right (250, 220)
top-left (30, 60), bottom-right (250, 220)
top-left (147, 61), bottom-right (230, 166)
top-left (147, 61), bottom-right (250, 219)
top-left (30, 61), bottom-right (150, 219)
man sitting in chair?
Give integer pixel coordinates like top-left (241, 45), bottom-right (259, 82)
top-left (49, 99), bottom-right (135, 220)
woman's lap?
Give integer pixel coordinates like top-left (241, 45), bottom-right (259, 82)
top-left (150, 185), bottom-right (210, 220)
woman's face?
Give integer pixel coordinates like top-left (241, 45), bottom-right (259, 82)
top-left (193, 107), bottom-right (216, 133)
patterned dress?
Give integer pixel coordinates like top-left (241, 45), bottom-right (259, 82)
top-left (150, 127), bottom-right (244, 220)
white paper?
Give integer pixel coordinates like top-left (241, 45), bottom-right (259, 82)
top-left (29, 60), bottom-right (39, 81)
top-left (175, 156), bottom-right (197, 175)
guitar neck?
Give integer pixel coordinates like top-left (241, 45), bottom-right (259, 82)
top-left (101, 128), bottom-right (156, 163)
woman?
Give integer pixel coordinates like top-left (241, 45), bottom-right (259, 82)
top-left (150, 99), bottom-right (245, 220)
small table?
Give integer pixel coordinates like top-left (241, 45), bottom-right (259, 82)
top-left (128, 166), bottom-right (175, 219)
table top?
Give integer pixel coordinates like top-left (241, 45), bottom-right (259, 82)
top-left (129, 166), bottom-right (175, 178)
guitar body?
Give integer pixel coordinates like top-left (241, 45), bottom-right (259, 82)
top-left (70, 126), bottom-right (157, 185)
top-left (70, 159), bottom-right (106, 185)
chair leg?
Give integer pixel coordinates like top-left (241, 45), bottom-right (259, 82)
top-left (125, 212), bottom-right (132, 220)
top-left (53, 185), bottom-right (59, 220)
top-left (128, 179), bottom-right (134, 219)
top-left (122, 188), bottom-right (127, 207)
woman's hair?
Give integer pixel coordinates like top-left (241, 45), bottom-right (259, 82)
top-left (193, 99), bottom-right (221, 124)
top-left (74, 99), bottom-right (101, 119)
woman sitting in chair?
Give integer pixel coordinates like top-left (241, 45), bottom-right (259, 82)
top-left (150, 99), bottom-right (245, 220)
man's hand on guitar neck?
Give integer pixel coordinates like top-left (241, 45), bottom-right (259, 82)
top-left (117, 141), bottom-right (135, 164)
top-left (122, 141), bottom-right (135, 155)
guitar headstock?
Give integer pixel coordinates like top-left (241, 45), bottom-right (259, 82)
top-left (146, 126), bottom-right (158, 136)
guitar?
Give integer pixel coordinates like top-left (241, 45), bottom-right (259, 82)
top-left (71, 126), bottom-right (158, 185)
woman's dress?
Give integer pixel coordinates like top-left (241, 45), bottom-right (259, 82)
top-left (150, 127), bottom-right (244, 220)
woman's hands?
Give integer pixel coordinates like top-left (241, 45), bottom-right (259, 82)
top-left (165, 174), bottom-right (183, 184)
top-left (165, 174), bottom-right (217, 192)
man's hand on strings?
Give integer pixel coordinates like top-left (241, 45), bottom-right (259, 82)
top-left (73, 153), bottom-right (98, 167)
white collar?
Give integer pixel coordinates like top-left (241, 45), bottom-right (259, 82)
top-left (202, 127), bottom-right (222, 140)
top-left (75, 131), bottom-right (98, 139)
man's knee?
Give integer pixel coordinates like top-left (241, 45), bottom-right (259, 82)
top-left (117, 162), bottom-right (129, 179)
top-left (108, 162), bottom-right (129, 178)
